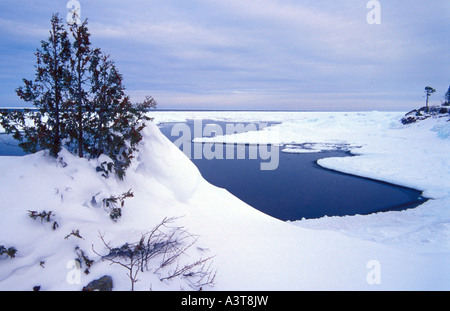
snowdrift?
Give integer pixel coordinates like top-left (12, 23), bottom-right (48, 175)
top-left (0, 114), bottom-right (449, 291)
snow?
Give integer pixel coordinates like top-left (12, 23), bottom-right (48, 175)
top-left (0, 110), bottom-right (449, 291)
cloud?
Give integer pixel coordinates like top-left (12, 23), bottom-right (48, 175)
top-left (0, 18), bottom-right (48, 38)
top-left (0, 0), bottom-right (448, 109)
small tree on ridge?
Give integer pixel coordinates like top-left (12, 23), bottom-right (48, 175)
top-left (0, 13), bottom-right (156, 179)
top-left (424, 86), bottom-right (436, 111)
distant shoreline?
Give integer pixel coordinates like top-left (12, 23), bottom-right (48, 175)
top-left (0, 107), bottom-right (408, 113)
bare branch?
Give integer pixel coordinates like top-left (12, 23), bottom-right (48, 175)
top-left (91, 217), bottom-right (216, 291)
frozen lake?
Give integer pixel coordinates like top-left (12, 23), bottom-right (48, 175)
top-left (158, 120), bottom-right (425, 221)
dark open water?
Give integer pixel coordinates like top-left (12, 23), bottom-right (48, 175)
top-left (158, 120), bottom-right (426, 221)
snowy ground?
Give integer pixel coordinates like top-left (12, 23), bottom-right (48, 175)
top-left (0, 110), bottom-right (449, 290)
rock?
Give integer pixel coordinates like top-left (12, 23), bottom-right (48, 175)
top-left (82, 275), bottom-right (113, 291)
top-left (401, 104), bottom-right (450, 125)
top-left (401, 116), bottom-right (418, 125)
top-left (439, 107), bottom-right (449, 114)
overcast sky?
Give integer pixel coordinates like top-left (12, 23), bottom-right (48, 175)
top-left (0, 0), bottom-right (448, 110)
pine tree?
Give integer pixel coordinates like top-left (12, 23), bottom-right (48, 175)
top-left (424, 86), bottom-right (436, 111)
top-left (1, 14), bottom-right (71, 157)
top-left (1, 13), bottom-right (157, 179)
top-left (89, 51), bottom-right (126, 158)
top-left (444, 85), bottom-right (450, 106)
top-left (68, 18), bottom-right (93, 158)
top-left (109, 95), bottom-right (156, 179)
top-left (88, 49), bottom-right (157, 178)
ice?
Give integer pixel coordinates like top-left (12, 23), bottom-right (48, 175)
top-left (0, 111), bottom-right (449, 290)
top-left (432, 122), bottom-right (450, 140)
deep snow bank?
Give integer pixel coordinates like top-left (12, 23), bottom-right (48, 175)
top-left (0, 119), bottom-right (449, 291)
top-left (181, 111), bottom-right (450, 284)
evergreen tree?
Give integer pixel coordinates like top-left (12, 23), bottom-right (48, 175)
top-left (67, 18), bottom-right (93, 158)
top-left (444, 85), bottom-right (450, 106)
top-left (1, 14), bottom-right (71, 157)
top-left (88, 50), bottom-right (157, 178)
top-left (89, 51), bottom-right (125, 158)
top-left (424, 86), bottom-right (436, 111)
top-left (106, 95), bottom-right (156, 179)
top-left (1, 13), bottom-right (157, 179)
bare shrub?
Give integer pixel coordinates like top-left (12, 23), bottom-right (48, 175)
top-left (93, 217), bottom-right (216, 291)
